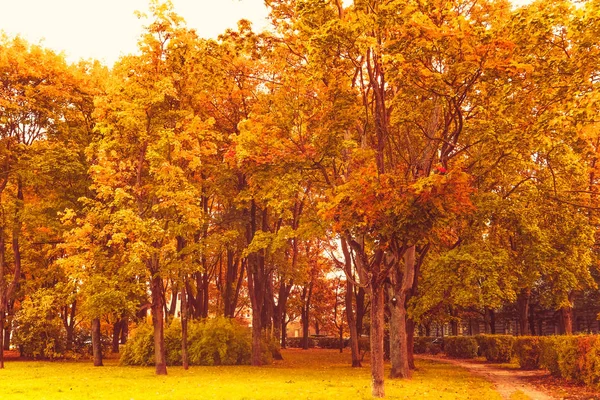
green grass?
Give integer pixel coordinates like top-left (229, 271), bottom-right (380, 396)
top-left (0, 349), bottom-right (501, 399)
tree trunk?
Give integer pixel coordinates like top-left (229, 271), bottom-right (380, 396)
top-left (356, 287), bottom-right (366, 336)
top-left (339, 324), bottom-right (344, 353)
top-left (247, 253), bottom-right (264, 366)
top-left (370, 280), bottom-right (385, 398)
top-left (3, 320), bottom-right (10, 351)
top-left (112, 318), bottom-right (122, 353)
top-left (121, 317), bottom-right (129, 344)
top-left (92, 318), bottom-right (103, 367)
top-left (389, 246), bottom-right (416, 379)
top-left (181, 285), bottom-right (189, 370)
top-left (488, 309), bottom-right (496, 334)
top-left (407, 318), bottom-right (415, 370)
top-left (517, 288), bottom-right (531, 335)
top-left (529, 303), bottom-right (536, 336)
top-left (561, 305), bottom-right (574, 335)
top-left (281, 318), bottom-right (288, 349)
top-left (0, 312), bottom-right (4, 369)
top-left (151, 271), bottom-right (167, 375)
top-left (345, 279), bottom-right (361, 367)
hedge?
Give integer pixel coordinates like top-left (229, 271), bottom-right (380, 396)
top-left (413, 336), bottom-right (443, 355)
top-left (475, 335), bottom-right (514, 362)
top-left (285, 337), bottom-right (316, 349)
top-left (444, 336), bottom-right (478, 358)
top-left (512, 335), bottom-right (600, 390)
top-left (513, 337), bottom-right (542, 370)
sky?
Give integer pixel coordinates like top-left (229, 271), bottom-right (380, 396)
top-left (0, 0), bottom-right (532, 67)
top-left (0, 0), bottom-right (270, 66)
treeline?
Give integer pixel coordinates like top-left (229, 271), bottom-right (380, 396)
top-left (1, 0), bottom-right (600, 397)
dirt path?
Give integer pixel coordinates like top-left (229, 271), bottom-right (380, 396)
top-left (417, 355), bottom-right (555, 400)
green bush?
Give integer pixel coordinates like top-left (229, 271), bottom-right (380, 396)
top-left (476, 335), bottom-right (514, 362)
top-left (444, 336), bottom-right (478, 359)
top-left (12, 293), bottom-right (66, 359)
top-left (513, 337), bottom-right (542, 370)
top-left (121, 317), bottom-right (257, 366)
top-left (120, 324), bottom-right (154, 366)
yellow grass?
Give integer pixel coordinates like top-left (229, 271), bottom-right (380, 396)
top-left (0, 349), bottom-right (501, 399)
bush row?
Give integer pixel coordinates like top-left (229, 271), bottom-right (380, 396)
top-left (438, 334), bottom-right (600, 390)
top-left (285, 336), bottom-right (370, 350)
top-left (120, 317), bottom-right (276, 366)
top-left (444, 336), bottom-right (478, 358)
top-left (514, 335), bottom-right (600, 388)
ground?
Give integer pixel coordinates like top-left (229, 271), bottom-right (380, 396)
top-left (418, 355), bottom-right (600, 400)
top-left (0, 349), bottom-right (498, 400)
top-left (1, 349), bottom-right (598, 399)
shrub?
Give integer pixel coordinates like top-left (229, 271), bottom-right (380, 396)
top-left (285, 337), bottom-right (315, 348)
top-left (476, 335), bottom-right (514, 362)
top-left (429, 343), bottom-right (442, 355)
top-left (120, 324), bottom-right (154, 366)
top-left (187, 317), bottom-right (252, 366)
top-left (121, 317), bottom-right (255, 366)
top-left (12, 293), bottom-right (66, 359)
top-left (315, 337), bottom-right (345, 349)
top-left (413, 336), bottom-right (442, 354)
top-left (539, 336), bottom-right (561, 376)
top-left (413, 337), bottom-right (431, 354)
top-left (513, 337), bottom-right (542, 370)
top-left (444, 336), bottom-right (478, 359)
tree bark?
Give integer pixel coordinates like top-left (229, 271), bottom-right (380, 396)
top-left (112, 318), bottom-right (122, 353)
top-left (92, 318), bottom-right (103, 367)
top-left (121, 317), bottom-right (129, 344)
top-left (0, 312), bottom-right (4, 369)
top-left (407, 318), bottom-right (415, 370)
top-left (389, 246), bottom-right (415, 379)
top-left (346, 279), bottom-right (361, 367)
top-left (370, 280), bottom-right (385, 398)
top-left (181, 285), bottom-right (189, 370)
top-left (517, 288), bottom-right (531, 335)
top-left (561, 293), bottom-right (575, 335)
top-left (151, 269), bottom-right (167, 375)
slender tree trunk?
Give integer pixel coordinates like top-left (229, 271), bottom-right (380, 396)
top-left (345, 279), bottom-right (361, 367)
top-left (529, 304), bottom-right (536, 335)
top-left (121, 317), bottom-right (129, 344)
top-left (517, 288), bottom-right (531, 335)
top-left (356, 287), bottom-right (366, 336)
top-left (341, 239), bottom-right (361, 367)
top-left (112, 318), bottom-right (122, 353)
top-left (281, 317), bottom-right (288, 349)
top-left (247, 254), bottom-right (264, 366)
top-left (151, 271), bottom-right (167, 375)
top-left (0, 312), bottom-right (4, 369)
top-left (339, 324), bottom-right (344, 353)
top-left (370, 280), bottom-right (385, 398)
top-left (561, 305), bottom-right (574, 335)
top-left (489, 309), bottom-right (496, 334)
top-left (92, 318), bottom-right (103, 367)
top-left (181, 285), bottom-right (189, 370)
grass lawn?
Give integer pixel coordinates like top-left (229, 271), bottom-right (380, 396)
top-left (0, 349), bottom-right (500, 400)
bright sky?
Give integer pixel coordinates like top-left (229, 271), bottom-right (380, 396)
top-left (0, 0), bottom-right (532, 67)
top-left (0, 0), bottom-right (270, 66)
